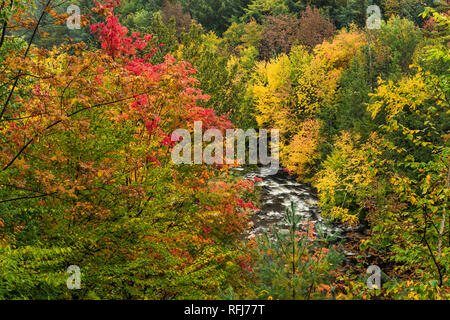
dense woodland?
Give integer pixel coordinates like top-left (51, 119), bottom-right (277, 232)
top-left (0, 0), bottom-right (449, 300)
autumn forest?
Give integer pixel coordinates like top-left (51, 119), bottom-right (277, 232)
top-left (0, 0), bottom-right (449, 300)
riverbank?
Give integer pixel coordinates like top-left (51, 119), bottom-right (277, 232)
top-left (232, 165), bottom-right (383, 288)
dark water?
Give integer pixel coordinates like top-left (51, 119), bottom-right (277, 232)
top-left (233, 166), bottom-right (345, 241)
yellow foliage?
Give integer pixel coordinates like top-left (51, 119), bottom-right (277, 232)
top-left (296, 29), bottom-right (365, 117)
top-left (369, 72), bottom-right (431, 121)
top-left (252, 30), bottom-right (364, 134)
top-left (330, 207), bottom-right (359, 226)
top-left (284, 118), bottom-right (322, 179)
top-left (252, 54), bottom-right (298, 135)
top-left (314, 132), bottom-right (382, 224)
top-left (314, 28), bottom-right (365, 70)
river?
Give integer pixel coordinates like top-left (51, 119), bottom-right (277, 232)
top-left (233, 166), bottom-right (363, 261)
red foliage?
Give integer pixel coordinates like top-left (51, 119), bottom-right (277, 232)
top-left (89, 0), bottom-right (233, 156)
top-left (91, 0), bottom-right (157, 59)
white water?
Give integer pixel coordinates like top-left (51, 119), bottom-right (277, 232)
top-left (235, 166), bottom-right (344, 240)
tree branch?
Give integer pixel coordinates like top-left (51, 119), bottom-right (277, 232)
top-left (2, 91), bottom-right (155, 172)
top-left (0, 0), bottom-right (52, 121)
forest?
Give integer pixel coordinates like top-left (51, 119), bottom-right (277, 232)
top-left (0, 0), bottom-right (448, 300)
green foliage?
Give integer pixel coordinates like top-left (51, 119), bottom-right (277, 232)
top-left (371, 16), bottom-right (423, 80)
top-left (249, 202), bottom-right (344, 300)
top-left (175, 27), bottom-right (247, 122)
top-left (179, 0), bottom-right (250, 35)
top-left (320, 51), bottom-right (373, 140)
top-left (242, 0), bottom-right (304, 23)
top-left (0, 234), bottom-right (73, 299)
top-left (382, 0), bottom-right (436, 26)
